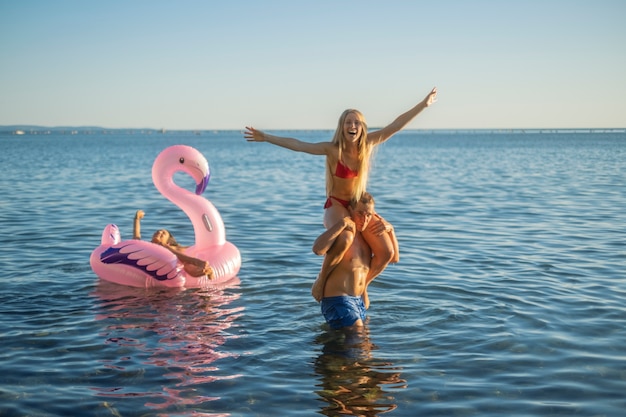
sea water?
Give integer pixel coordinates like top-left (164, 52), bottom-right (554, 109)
top-left (0, 129), bottom-right (624, 416)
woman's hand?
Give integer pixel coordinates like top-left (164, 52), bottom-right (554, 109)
top-left (379, 215), bottom-right (394, 234)
top-left (244, 126), bottom-right (266, 142)
top-left (342, 216), bottom-right (356, 234)
top-left (367, 214), bottom-right (393, 236)
top-left (193, 258), bottom-right (214, 279)
top-left (135, 210), bottom-right (145, 220)
top-left (184, 260), bottom-right (215, 279)
top-left (424, 87), bottom-right (438, 107)
top-left (200, 261), bottom-right (214, 279)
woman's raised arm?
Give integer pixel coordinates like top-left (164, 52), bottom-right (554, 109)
top-left (133, 210), bottom-right (144, 240)
top-left (368, 87), bottom-right (437, 145)
top-left (245, 126), bottom-right (331, 155)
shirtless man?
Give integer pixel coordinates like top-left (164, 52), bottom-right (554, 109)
top-left (311, 192), bottom-right (399, 329)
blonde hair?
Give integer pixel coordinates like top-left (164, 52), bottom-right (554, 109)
top-left (326, 109), bottom-right (374, 201)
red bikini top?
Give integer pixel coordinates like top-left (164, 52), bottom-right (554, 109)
top-left (335, 159), bottom-right (358, 179)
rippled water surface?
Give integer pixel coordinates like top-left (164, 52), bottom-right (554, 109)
top-left (0, 130), bottom-right (625, 416)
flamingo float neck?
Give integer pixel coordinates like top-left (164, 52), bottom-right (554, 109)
top-left (151, 145), bottom-right (226, 248)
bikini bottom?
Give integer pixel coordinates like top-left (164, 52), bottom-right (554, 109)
top-left (324, 196), bottom-right (350, 209)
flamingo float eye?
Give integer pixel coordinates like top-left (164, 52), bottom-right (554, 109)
top-left (179, 157), bottom-right (185, 164)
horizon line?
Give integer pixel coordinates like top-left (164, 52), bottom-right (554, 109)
top-left (2, 127), bottom-right (625, 136)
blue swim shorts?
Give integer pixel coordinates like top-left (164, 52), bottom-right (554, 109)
top-left (320, 295), bottom-right (367, 329)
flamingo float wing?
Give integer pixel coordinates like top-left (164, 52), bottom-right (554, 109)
top-left (100, 241), bottom-right (180, 281)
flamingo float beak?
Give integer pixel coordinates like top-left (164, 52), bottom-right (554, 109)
top-left (195, 171), bottom-right (210, 195)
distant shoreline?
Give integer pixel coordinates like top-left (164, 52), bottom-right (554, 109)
top-left (1, 126), bottom-right (625, 136)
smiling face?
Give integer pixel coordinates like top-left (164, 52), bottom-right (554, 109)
top-left (342, 111), bottom-right (364, 144)
top-left (151, 229), bottom-right (171, 245)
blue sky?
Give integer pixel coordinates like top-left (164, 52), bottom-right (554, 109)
top-left (1, 0), bottom-right (625, 129)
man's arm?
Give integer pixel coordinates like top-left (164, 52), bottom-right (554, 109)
top-left (362, 214), bottom-right (399, 285)
top-left (387, 224), bottom-right (400, 264)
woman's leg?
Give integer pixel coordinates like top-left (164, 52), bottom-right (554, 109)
top-left (311, 201), bottom-right (353, 301)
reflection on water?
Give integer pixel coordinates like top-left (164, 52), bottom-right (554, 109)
top-left (313, 324), bottom-right (406, 416)
top-left (90, 281), bottom-right (243, 413)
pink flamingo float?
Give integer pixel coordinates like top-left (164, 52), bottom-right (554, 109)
top-left (90, 145), bottom-right (241, 288)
